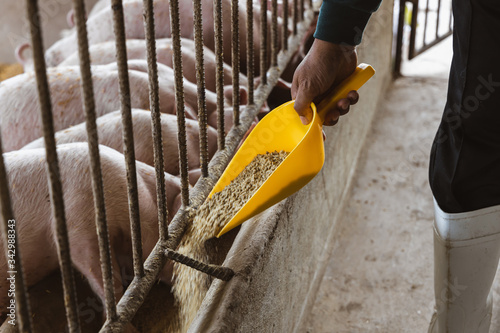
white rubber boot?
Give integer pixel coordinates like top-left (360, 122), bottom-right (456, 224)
top-left (428, 201), bottom-right (500, 333)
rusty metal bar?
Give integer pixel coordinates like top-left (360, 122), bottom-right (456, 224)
top-left (246, 0), bottom-right (254, 105)
top-left (283, 0), bottom-right (289, 51)
top-left (214, 0), bottom-right (225, 150)
top-left (142, 0), bottom-right (168, 247)
top-left (260, 0), bottom-right (268, 84)
top-left (100, 10), bottom-right (316, 331)
top-left (193, 0), bottom-right (209, 178)
top-left (231, 0), bottom-right (240, 126)
top-left (26, 0), bottom-right (81, 331)
top-left (165, 248), bottom-right (234, 281)
top-left (169, 0), bottom-right (190, 206)
top-left (75, 0), bottom-right (119, 321)
top-left (271, 0), bottom-right (278, 67)
top-left (293, 0), bottom-right (298, 35)
top-left (0, 135), bottom-right (33, 332)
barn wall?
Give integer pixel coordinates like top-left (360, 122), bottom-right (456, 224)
top-left (189, 1), bottom-right (395, 331)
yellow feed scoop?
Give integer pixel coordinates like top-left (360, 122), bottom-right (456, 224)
top-left (212, 63), bottom-right (375, 237)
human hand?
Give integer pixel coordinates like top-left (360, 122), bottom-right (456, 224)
top-left (291, 39), bottom-right (359, 126)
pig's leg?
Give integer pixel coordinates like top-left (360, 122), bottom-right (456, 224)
top-left (69, 239), bottom-right (125, 311)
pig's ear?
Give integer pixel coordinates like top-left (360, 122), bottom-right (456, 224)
top-left (67, 9), bottom-right (75, 28)
top-left (239, 87), bottom-right (248, 105)
top-left (15, 42), bottom-right (31, 65)
top-left (223, 86), bottom-right (249, 106)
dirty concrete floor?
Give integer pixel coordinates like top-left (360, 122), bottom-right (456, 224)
top-left (305, 37), bottom-right (500, 333)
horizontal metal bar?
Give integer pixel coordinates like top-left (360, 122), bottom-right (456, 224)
top-left (409, 30), bottom-right (452, 60)
top-left (165, 248), bottom-right (235, 281)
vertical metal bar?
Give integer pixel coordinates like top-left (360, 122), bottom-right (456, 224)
top-left (231, 0), bottom-right (240, 126)
top-left (422, 0), bottom-right (430, 46)
top-left (282, 0), bottom-right (289, 51)
top-left (408, 0), bottom-right (419, 59)
top-left (25, 0), bottom-right (81, 331)
top-left (74, 0), bottom-right (120, 320)
top-left (0, 136), bottom-right (33, 332)
top-left (271, 0), bottom-right (278, 67)
top-left (214, 0), bottom-right (225, 150)
top-left (169, 0), bottom-right (190, 206)
top-left (293, 0), bottom-right (298, 35)
top-left (260, 0), bottom-right (268, 84)
top-left (142, 0), bottom-right (168, 245)
top-left (246, 0), bottom-right (254, 105)
top-left (300, 0), bottom-right (304, 21)
top-left (193, 0), bottom-right (209, 177)
top-left (394, 0), bottom-right (406, 76)
top-left (435, 0), bottom-right (441, 38)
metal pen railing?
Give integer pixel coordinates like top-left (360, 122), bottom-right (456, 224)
top-left (0, 0), bottom-right (316, 331)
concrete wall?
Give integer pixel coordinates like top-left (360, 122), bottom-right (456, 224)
top-left (189, 1), bottom-right (395, 331)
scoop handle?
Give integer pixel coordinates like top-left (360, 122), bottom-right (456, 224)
top-left (317, 63), bottom-right (375, 123)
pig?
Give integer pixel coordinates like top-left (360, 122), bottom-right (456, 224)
top-left (57, 38), bottom-right (248, 92)
top-left (44, 0), bottom-right (282, 76)
top-left (0, 143), bottom-right (182, 327)
top-left (22, 110), bottom-right (218, 185)
top-left (0, 60), bottom-right (245, 152)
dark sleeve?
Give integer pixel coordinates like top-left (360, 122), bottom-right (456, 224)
top-left (314, 0), bottom-right (383, 46)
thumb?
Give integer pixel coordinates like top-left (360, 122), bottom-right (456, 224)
top-left (293, 89), bottom-right (314, 125)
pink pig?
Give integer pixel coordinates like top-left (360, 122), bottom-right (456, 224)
top-left (0, 143), bottom-right (182, 327)
top-left (43, 0), bottom-right (281, 75)
top-left (0, 60), bottom-right (245, 152)
top-left (57, 38), bottom-right (248, 92)
top-left (22, 110), bottom-right (218, 185)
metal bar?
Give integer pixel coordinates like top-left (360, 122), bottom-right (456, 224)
top-left (394, 0), bottom-right (406, 76)
top-left (165, 248), bottom-right (234, 281)
top-left (231, 0), bottom-right (240, 126)
top-left (300, 0), bottom-right (304, 21)
top-left (283, 0), bottom-right (289, 51)
top-left (271, 0), bottom-right (278, 67)
top-left (293, 0), bottom-right (298, 35)
top-left (214, 0), bottom-right (225, 150)
top-left (246, 0), bottom-right (254, 105)
top-left (408, 0), bottom-right (419, 59)
top-left (422, 0), bottom-right (430, 47)
top-left (410, 30), bottom-right (452, 59)
top-left (74, 0), bottom-right (120, 320)
top-left (0, 135), bottom-right (33, 332)
top-left (193, 0), bottom-right (209, 178)
top-left (25, 0), bottom-right (81, 331)
top-left (435, 0), bottom-right (441, 39)
top-left (169, 0), bottom-right (190, 207)
top-left (142, 0), bottom-right (168, 245)
top-left (260, 0), bottom-right (268, 84)
top-left (100, 10), bottom-right (316, 330)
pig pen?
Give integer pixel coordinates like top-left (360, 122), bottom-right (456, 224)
top-left (0, 0), bottom-right (394, 332)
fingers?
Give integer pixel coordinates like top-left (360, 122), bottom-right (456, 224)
top-left (294, 97), bottom-right (314, 125)
top-left (322, 90), bottom-right (360, 126)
